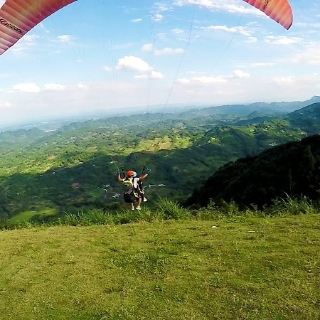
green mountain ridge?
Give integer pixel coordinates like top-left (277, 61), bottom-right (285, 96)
top-left (187, 134), bottom-right (320, 208)
top-left (0, 100), bottom-right (319, 221)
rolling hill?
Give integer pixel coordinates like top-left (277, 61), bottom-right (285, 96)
top-left (0, 99), bottom-right (319, 221)
top-left (186, 134), bottom-right (320, 208)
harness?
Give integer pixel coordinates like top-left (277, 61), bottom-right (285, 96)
top-left (123, 177), bottom-right (144, 203)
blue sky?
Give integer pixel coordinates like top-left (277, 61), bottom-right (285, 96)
top-left (0, 0), bottom-right (320, 126)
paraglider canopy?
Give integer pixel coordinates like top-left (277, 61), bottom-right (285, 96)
top-left (243, 0), bottom-right (293, 30)
top-left (0, 0), bottom-right (293, 55)
top-left (0, 0), bottom-right (77, 55)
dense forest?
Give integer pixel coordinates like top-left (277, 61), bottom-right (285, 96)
top-left (0, 99), bottom-right (319, 222)
top-left (186, 134), bottom-right (320, 208)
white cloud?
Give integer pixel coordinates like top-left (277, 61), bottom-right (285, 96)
top-left (156, 32), bottom-right (168, 41)
top-left (116, 56), bottom-right (164, 79)
top-left (57, 35), bottom-right (74, 43)
top-left (12, 82), bottom-right (66, 93)
top-left (172, 28), bottom-right (184, 35)
top-left (204, 25), bottom-right (257, 42)
top-left (13, 83), bottom-right (41, 93)
top-left (273, 76), bottom-right (295, 85)
top-left (264, 36), bottom-right (302, 45)
top-left (177, 69), bottom-right (250, 85)
top-left (206, 25), bottom-right (252, 37)
top-left (151, 2), bottom-right (170, 22)
top-left (152, 13), bottom-right (164, 22)
top-left (117, 56), bottom-right (153, 73)
top-left (0, 101), bottom-right (12, 110)
top-left (142, 43), bottom-right (154, 53)
top-left (172, 71), bottom-right (320, 106)
top-left (131, 18), bottom-right (143, 23)
top-left (156, 47), bottom-right (185, 56)
top-left (291, 44), bottom-right (320, 65)
top-left (44, 83), bottom-right (66, 91)
top-left (103, 66), bottom-right (112, 72)
top-left (1, 1), bottom-right (319, 127)
top-left (204, 25), bottom-right (257, 43)
top-left (233, 69), bottom-right (250, 79)
top-left (135, 71), bottom-right (164, 80)
top-left (2, 71), bottom-right (319, 127)
top-left (177, 75), bottom-right (227, 85)
top-left (174, 0), bottom-right (262, 16)
top-left (295, 22), bottom-right (320, 29)
top-left (11, 34), bottom-right (39, 54)
top-left (245, 36), bottom-right (258, 43)
top-left (272, 74), bottom-right (320, 90)
top-left (76, 83), bottom-right (88, 89)
top-left (142, 43), bottom-right (184, 56)
top-left (250, 62), bottom-right (275, 68)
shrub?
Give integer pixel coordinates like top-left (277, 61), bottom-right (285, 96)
top-left (156, 199), bottom-right (190, 220)
top-left (267, 196), bottom-right (318, 216)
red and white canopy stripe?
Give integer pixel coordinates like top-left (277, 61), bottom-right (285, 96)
top-left (0, 0), bottom-right (76, 55)
top-left (243, 0), bottom-right (293, 30)
top-left (0, 0), bottom-right (293, 55)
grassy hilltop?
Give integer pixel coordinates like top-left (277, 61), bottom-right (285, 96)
top-left (0, 101), bottom-right (319, 319)
top-left (0, 210), bottom-right (319, 320)
top-left (1, 102), bottom-right (320, 221)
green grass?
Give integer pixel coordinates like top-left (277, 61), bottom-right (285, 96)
top-left (8, 208), bottom-right (58, 225)
top-left (0, 214), bottom-right (319, 319)
top-left (2, 197), bottom-right (319, 229)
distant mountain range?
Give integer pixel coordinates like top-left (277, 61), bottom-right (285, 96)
top-left (2, 96), bottom-right (320, 132)
top-left (0, 98), bottom-right (320, 220)
top-left (288, 102), bottom-right (320, 133)
top-left (186, 103), bottom-right (320, 208)
top-left (177, 96), bottom-right (320, 118)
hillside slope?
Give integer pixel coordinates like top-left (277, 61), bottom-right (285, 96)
top-left (187, 135), bottom-right (320, 208)
top-left (0, 215), bottom-right (319, 320)
top-left (288, 102), bottom-right (320, 133)
top-left (0, 102), bottom-right (319, 219)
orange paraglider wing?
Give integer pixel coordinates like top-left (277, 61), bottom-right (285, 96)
top-left (243, 0), bottom-right (293, 29)
top-left (0, 0), bottom-right (77, 55)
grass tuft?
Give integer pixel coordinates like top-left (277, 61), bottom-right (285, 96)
top-left (156, 198), bottom-right (191, 220)
top-left (1, 197), bottom-right (319, 230)
top-left (267, 196), bottom-right (319, 216)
